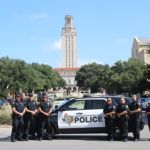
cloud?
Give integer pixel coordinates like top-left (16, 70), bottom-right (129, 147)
top-left (52, 39), bottom-right (61, 50)
top-left (41, 39), bottom-right (61, 52)
top-left (77, 58), bottom-right (104, 67)
top-left (30, 13), bottom-right (48, 21)
top-left (11, 12), bottom-right (48, 21)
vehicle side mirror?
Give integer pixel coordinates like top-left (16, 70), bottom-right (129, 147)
top-left (55, 105), bottom-right (58, 109)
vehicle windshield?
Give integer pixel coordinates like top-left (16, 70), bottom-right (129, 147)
top-left (98, 96), bottom-right (131, 105)
top-left (55, 99), bottom-right (74, 109)
top-left (145, 98), bottom-right (150, 102)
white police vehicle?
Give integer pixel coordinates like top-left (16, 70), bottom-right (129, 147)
top-left (50, 97), bottom-right (107, 137)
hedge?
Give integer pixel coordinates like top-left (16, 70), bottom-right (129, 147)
top-left (0, 105), bottom-right (12, 125)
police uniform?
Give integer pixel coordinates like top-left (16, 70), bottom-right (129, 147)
top-left (11, 98), bottom-right (25, 142)
top-left (103, 104), bottom-right (116, 141)
top-left (146, 103), bottom-right (150, 131)
top-left (129, 101), bottom-right (141, 141)
top-left (24, 99), bottom-right (37, 140)
top-left (116, 104), bottom-right (129, 141)
top-left (20, 95), bottom-right (27, 139)
top-left (38, 100), bottom-right (52, 140)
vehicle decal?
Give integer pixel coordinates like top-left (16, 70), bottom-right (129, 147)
top-left (58, 110), bottom-right (105, 129)
top-left (61, 113), bottom-right (103, 125)
top-left (75, 115), bottom-right (103, 123)
top-left (62, 113), bottom-right (74, 125)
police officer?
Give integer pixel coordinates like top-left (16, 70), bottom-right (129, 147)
top-left (146, 101), bottom-right (150, 136)
top-left (103, 98), bottom-right (116, 141)
top-left (129, 95), bottom-right (142, 141)
top-left (20, 92), bottom-right (27, 139)
top-left (24, 93), bottom-right (37, 141)
top-left (11, 93), bottom-right (25, 142)
top-left (116, 97), bottom-right (129, 142)
top-left (38, 94), bottom-right (52, 141)
top-left (21, 92), bottom-right (27, 103)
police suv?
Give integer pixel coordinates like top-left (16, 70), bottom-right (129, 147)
top-left (50, 97), bottom-right (107, 137)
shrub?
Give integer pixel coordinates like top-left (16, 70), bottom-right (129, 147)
top-left (0, 105), bottom-right (12, 125)
top-left (0, 89), bottom-right (9, 99)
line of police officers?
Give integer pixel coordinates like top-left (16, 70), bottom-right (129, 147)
top-left (103, 95), bottom-right (150, 142)
top-left (11, 93), bottom-right (52, 142)
top-left (10, 93), bottom-right (150, 142)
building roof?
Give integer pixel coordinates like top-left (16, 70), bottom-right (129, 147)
top-left (53, 68), bottom-right (80, 71)
top-left (136, 36), bottom-right (150, 46)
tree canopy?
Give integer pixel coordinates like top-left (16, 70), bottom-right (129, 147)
top-left (76, 58), bottom-right (149, 96)
top-left (0, 57), bottom-right (66, 95)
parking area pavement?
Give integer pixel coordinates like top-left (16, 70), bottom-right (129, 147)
top-left (0, 125), bottom-right (150, 150)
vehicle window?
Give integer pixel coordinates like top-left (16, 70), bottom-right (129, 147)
top-left (88, 100), bottom-right (106, 109)
top-left (63, 100), bottom-right (85, 111)
top-left (112, 97), bottom-right (131, 105)
top-left (0, 100), bottom-right (3, 105)
top-left (112, 97), bottom-right (120, 105)
top-left (145, 98), bottom-right (150, 102)
top-left (125, 98), bottom-right (131, 105)
top-left (141, 99), bottom-right (145, 102)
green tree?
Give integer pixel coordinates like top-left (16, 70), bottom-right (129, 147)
top-left (0, 57), bottom-right (66, 96)
top-left (110, 59), bottom-right (146, 95)
top-left (75, 59), bottom-right (146, 95)
top-left (76, 63), bottom-right (111, 93)
top-left (140, 64), bottom-right (150, 94)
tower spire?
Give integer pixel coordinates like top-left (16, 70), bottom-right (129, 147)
top-left (65, 15), bottom-right (73, 29)
top-left (61, 15), bottom-right (77, 68)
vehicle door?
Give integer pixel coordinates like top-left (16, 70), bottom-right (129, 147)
top-left (58, 99), bottom-right (87, 129)
top-left (84, 99), bottom-right (106, 129)
top-left (57, 99), bottom-right (106, 132)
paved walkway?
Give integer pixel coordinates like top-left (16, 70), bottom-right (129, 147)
top-left (0, 125), bottom-right (11, 129)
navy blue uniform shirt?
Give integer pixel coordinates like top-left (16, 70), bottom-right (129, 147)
top-left (129, 101), bottom-right (141, 118)
top-left (12, 100), bottom-right (25, 117)
top-left (25, 99), bottom-right (37, 117)
top-left (39, 101), bottom-right (52, 115)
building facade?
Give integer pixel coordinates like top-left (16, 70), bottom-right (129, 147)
top-left (132, 36), bottom-right (150, 64)
top-left (53, 15), bottom-right (80, 88)
top-left (53, 68), bottom-right (79, 86)
top-left (61, 15), bottom-right (77, 68)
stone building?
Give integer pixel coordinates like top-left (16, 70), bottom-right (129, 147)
top-left (132, 36), bottom-right (150, 64)
top-left (53, 15), bottom-right (80, 90)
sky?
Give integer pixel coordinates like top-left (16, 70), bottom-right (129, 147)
top-left (0, 0), bottom-right (150, 68)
